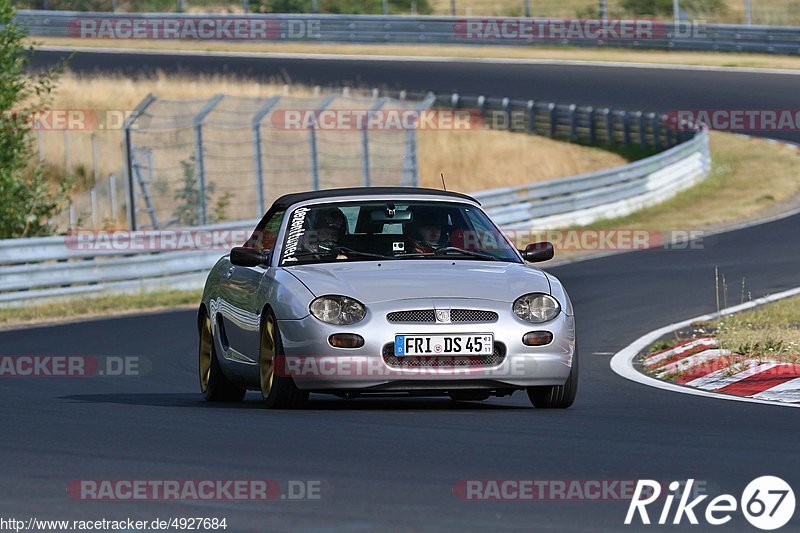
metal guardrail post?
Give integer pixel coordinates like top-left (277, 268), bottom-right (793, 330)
top-left (588, 107), bottom-right (597, 144)
top-left (193, 94), bottom-right (224, 226)
top-left (477, 95), bottom-right (486, 118)
top-left (251, 95), bottom-right (282, 218)
top-left (548, 103), bottom-right (557, 138)
top-left (527, 100), bottom-right (536, 134)
top-left (123, 93), bottom-right (156, 231)
top-left (309, 94), bottom-right (336, 191)
top-left (650, 113), bottom-right (660, 150)
top-left (502, 97), bottom-right (512, 130)
top-left (569, 104), bottom-right (578, 141)
top-left (382, 0), bottom-right (389, 14)
top-left (604, 109), bottom-right (614, 145)
top-left (362, 99), bottom-right (387, 187)
top-left (450, 0), bottom-right (456, 16)
top-left (637, 111), bottom-right (647, 147)
top-left (622, 111), bottom-right (631, 145)
top-left (525, 0), bottom-right (531, 17)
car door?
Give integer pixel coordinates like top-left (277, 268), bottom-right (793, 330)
top-left (217, 209), bottom-right (285, 367)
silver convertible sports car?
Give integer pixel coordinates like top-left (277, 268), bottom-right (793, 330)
top-left (198, 187), bottom-right (577, 408)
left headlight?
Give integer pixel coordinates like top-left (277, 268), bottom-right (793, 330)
top-left (513, 293), bottom-right (561, 323)
top-left (309, 295), bottom-right (366, 325)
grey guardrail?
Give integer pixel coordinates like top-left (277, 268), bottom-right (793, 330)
top-left (16, 10), bottom-right (800, 55)
top-left (0, 131), bottom-right (709, 307)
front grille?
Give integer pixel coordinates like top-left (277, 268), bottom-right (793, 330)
top-left (387, 310), bottom-right (436, 323)
top-left (386, 309), bottom-right (498, 324)
top-left (451, 309), bottom-right (499, 323)
top-left (382, 342), bottom-right (506, 369)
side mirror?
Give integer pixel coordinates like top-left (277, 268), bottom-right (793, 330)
top-left (230, 247), bottom-right (270, 267)
top-left (520, 242), bottom-right (554, 263)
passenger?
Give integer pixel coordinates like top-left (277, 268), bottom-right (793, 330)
top-left (406, 208), bottom-right (450, 253)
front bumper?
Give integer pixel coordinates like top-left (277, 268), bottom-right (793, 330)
top-left (277, 298), bottom-right (575, 391)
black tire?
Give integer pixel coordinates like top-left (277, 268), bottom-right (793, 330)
top-left (199, 313), bottom-right (246, 402)
top-left (526, 349), bottom-right (578, 409)
top-left (260, 312), bottom-right (308, 410)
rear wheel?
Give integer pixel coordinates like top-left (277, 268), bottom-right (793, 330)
top-left (199, 313), bottom-right (246, 402)
top-left (260, 313), bottom-right (308, 409)
top-left (526, 350), bottom-right (578, 409)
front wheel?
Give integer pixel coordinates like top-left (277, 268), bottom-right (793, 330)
top-left (260, 313), bottom-right (308, 409)
top-left (526, 350), bottom-right (578, 409)
top-left (199, 313), bottom-right (246, 402)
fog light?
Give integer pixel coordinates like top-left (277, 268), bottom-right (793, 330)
top-left (329, 334), bottom-right (365, 348)
top-left (523, 331), bottom-right (553, 346)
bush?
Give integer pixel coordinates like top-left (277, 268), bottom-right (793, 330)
top-left (0, 0), bottom-right (69, 238)
top-left (621, 0), bottom-right (725, 18)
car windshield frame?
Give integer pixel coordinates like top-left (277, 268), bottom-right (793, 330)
top-left (276, 199), bottom-right (522, 267)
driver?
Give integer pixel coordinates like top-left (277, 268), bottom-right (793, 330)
top-left (406, 207), bottom-right (450, 253)
top-left (301, 207), bottom-right (348, 254)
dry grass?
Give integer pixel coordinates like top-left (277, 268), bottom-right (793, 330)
top-left (32, 37), bottom-right (800, 71)
top-left (583, 132), bottom-right (800, 232)
top-left (418, 128), bottom-right (625, 191)
top-left (0, 290), bottom-right (201, 329)
top-left (713, 295), bottom-right (800, 360)
top-left (43, 71), bottom-right (627, 228)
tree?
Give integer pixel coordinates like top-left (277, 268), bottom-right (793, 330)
top-left (0, 0), bottom-right (69, 238)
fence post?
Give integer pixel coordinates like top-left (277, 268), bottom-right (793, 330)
top-left (588, 107), bottom-right (596, 144)
top-left (193, 94), bottom-right (224, 226)
top-left (123, 93), bottom-right (156, 231)
top-left (451, 0), bottom-right (456, 16)
top-left (745, 0), bottom-right (752, 24)
top-left (91, 133), bottom-right (99, 182)
top-left (251, 95), bottom-right (282, 218)
top-left (605, 108), bottom-right (614, 144)
top-left (569, 104), bottom-right (578, 140)
top-left (637, 111), bottom-right (646, 147)
top-left (90, 187), bottom-right (98, 228)
top-left (673, 0), bottom-right (680, 21)
top-left (382, 0), bottom-right (389, 14)
top-left (309, 94), bottom-right (336, 191)
top-left (548, 103), bottom-right (557, 138)
top-left (664, 114), bottom-right (674, 147)
top-left (362, 99), bottom-right (386, 187)
top-left (311, 0), bottom-right (319, 13)
top-left (477, 95), bottom-right (486, 118)
top-left (109, 174), bottom-right (118, 222)
top-left (650, 113), bottom-right (660, 150)
top-left (622, 111), bottom-right (631, 145)
top-left (502, 97), bottom-right (511, 130)
top-left (527, 100), bottom-right (536, 134)
top-left (600, 0), bottom-right (607, 19)
top-left (525, 0), bottom-right (531, 17)
top-left (403, 95), bottom-right (435, 187)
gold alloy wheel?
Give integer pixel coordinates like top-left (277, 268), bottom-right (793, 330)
top-left (199, 316), bottom-right (213, 393)
top-left (260, 316), bottom-right (276, 398)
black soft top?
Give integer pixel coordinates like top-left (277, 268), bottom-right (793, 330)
top-left (271, 187), bottom-right (479, 210)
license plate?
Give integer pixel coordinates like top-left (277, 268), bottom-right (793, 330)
top-left (394, 334), bottom-right (494, 356)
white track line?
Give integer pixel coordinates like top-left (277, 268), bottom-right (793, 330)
top-left (610, 286), bottom-right (800, 408)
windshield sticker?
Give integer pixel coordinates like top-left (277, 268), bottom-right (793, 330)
top-left (282, 207), bottom-right (310, 262)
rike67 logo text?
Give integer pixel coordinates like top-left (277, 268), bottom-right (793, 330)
top-left (626, 477), bottom-right (795, 530)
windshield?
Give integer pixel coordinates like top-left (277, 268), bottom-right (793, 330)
top-left (278, 201), bottom-right (521, 266)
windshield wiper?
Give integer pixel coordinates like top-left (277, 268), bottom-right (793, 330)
top-left (332, 246), bottom-right (395, 260)
top-left (398, 247), bottom-right (499, 261)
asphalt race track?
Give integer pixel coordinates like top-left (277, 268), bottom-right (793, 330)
top-left (2, 49), bottom-right (799, 531)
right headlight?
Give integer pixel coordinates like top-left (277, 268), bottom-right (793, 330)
top-left (309, 295), bottom-right (366, 325)
top-left (513, 293), bottom-right (561, 323)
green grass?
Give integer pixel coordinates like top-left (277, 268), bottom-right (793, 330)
top-left (714, 295), bottom-right (800, 360)
top-left (0, 289), bottom-right (201, 328)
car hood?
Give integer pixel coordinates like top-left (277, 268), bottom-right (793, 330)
top-left (285, 260), bottom-right (550, 304)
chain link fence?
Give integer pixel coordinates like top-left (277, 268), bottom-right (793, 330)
top-left (124, 91), bottom-right (433, 230)
top-left (13, 0), bottom-right (800, 25)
